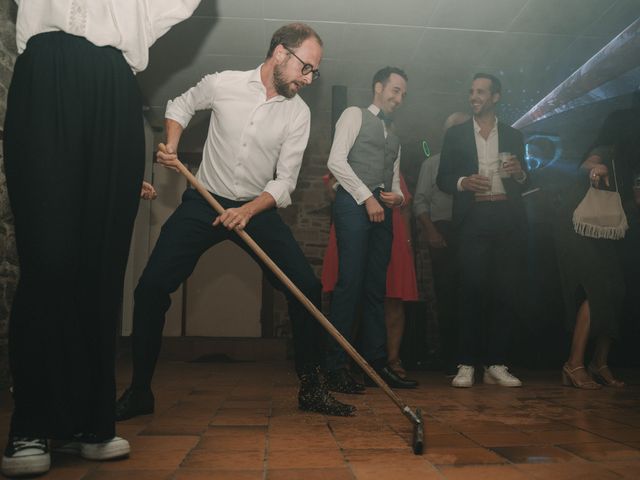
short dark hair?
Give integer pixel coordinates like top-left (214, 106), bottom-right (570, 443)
top-left (266, 23), bottom-right (323, 58)
top-left (372, 67), bottom-right (408, 94)
top-left (473, 73), bottom-right (501, 95)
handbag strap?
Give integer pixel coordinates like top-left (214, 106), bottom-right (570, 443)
top-left (609, 146), bottom-right (620, 192)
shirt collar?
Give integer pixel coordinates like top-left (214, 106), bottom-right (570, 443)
top-left (368, 104), bottom-right (381, 116)
top-left (250, 64), bottom-right (264, 85)
top-left (252, 64), bottom-right (288, 103)
top-left (473, 116), bottom-right (498, 134)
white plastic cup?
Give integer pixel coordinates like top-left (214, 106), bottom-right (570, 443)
top-left (498, 152), bottom-right (511, 178)
top-left (478, 167), bottom-right (494, 194)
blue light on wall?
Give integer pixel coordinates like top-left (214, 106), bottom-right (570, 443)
top-left (524, 134), bottom-right (563, 172)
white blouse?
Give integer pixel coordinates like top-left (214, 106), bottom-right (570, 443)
top-left (14, 0), bottom-right (201, 72)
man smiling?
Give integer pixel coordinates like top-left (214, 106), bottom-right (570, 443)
top-left (325, 67), bottom-right (418, 393)
top-left (437, 73), bottom-right (528, 389)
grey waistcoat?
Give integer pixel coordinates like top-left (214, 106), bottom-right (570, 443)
top-left (347, 108), bottom-right (400, 192)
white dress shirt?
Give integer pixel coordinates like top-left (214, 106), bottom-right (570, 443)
top-left (327, 104), bottom-right (403, 205)
top-left (470, 116), bottom-right (505, 195)
top-left (165, 65), bottom-right (311, 209)
top-left (15, 0), bottom-right (201, 72)
top-left (457, 117), bottom-right (526, 193)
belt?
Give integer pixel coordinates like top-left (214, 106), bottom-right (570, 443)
top-left (474, 194), bottom-right (508, 202)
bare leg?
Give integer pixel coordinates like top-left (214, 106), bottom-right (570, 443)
top-left (565, 300), bottom-right (594, 384)
top-left (591, 336), bottom-right (624, 387)
top-left (385, 298), bottom-right (406, 376)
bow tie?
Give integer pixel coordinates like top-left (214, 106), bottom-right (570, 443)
top-left (377, 110), bottom-right (392, 127)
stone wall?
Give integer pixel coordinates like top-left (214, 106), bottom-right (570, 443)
top-left (0, 0), bottom-right (18, 387)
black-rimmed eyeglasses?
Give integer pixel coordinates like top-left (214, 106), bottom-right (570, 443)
top-left (282, 45), bottom-right (320, 81)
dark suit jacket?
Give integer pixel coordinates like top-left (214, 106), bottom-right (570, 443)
top-left (436, 119), bottom-right (528, 228)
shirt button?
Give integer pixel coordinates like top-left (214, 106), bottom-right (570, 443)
top-left (243, 143), bottom-right (247, 147)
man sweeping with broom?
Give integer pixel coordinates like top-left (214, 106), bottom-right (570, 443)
top-left (116, 23), bottom-right (356, 421)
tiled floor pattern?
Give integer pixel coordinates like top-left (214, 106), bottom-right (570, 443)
top-left (1, 360), bottom-right (639, 479)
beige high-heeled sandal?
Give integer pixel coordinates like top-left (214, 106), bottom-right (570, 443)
top-left (588, 364), bottom-right (625, 388)
top-left (562, 363), bottom-right (601, 390)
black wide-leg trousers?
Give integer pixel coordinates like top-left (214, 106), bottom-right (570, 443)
top-left (130, 188), bottom-right (324, 391)
top-left (3, 32), bottom-right (144, 440)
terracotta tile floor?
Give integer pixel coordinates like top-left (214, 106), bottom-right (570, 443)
top-left (1, 359), bottom-right (639, 479)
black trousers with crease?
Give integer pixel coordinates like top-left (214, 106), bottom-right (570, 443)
top-left (130, 188), bottom-right (324, 391)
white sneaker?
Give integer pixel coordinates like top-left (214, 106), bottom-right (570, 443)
top-left (484, 365), bottom-right (522, 387)
top-left (2, 437), bottom-right (50, 477)
top-left (55, 436), bottom-right (130, 460)
top-left (451, 365), bottom-right (475, 388)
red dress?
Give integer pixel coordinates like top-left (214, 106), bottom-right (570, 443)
top-left (321, 175), bottom-right (419, 301)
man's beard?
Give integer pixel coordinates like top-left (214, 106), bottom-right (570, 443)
top-left (274, 63), bottom-right (300, 99)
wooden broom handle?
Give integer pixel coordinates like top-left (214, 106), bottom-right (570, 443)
top-left (168, 157), bottom-right (406, 411)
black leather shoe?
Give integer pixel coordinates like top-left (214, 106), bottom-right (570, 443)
top-left (364, 366), bottom-right (418, 389)
top-left (325, 368), bottom-right (366, 394)
top-left (298, 370), bottom-right (356, 417)
top-left (115, 387), bottom-right (154, 421)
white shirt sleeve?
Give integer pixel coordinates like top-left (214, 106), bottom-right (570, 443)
top-left (327, 107), bottom-right (372, 205)
top-left (147, 0), bottom-right (202, 43)
top-left (263, 107), bottom-right (311, 208)
top-left (165, 74), bottom-right (217, 129)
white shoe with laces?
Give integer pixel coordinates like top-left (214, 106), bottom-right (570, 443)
top-left (55, 436), bottom-right (130, 460)
top-left (2, 437), bottom-right (50, 477)
top-left (451, 365), bottom-right (475, 388)
top-left (484, 365), bottom-right (522, 387)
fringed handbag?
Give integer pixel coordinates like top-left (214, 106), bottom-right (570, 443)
top-left (572, 154), bottom-right (628, 240)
